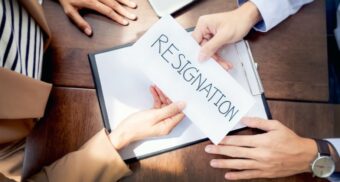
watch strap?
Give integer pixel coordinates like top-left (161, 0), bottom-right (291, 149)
top-left (314, 139), bottom-right (331, 156)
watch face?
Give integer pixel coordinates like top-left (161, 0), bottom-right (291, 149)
top-left (312, 156), bottom-right (335, 178)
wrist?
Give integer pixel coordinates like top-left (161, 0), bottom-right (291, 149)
top-left (237, 1), bottom-right (261, 28)
top-left (109, 128), bottom-right (131, 150)
top-left (300, 138), bottom-right (318, 173)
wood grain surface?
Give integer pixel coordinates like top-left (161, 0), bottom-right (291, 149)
top-left (42, 0), bottom-right (328, 101)
top-left (21, 0), bottom-right (332, 181)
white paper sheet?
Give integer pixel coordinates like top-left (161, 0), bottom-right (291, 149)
top-left (148, 0), bottom-right (195, 17)
top-left (131, 15), bottom-right (255, 144)
top-left (93, 27), bottom-right (268, 161)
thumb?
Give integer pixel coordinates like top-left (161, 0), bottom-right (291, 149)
top-left (198, 32), bottom-right (226, 62)
top-left (154, 101), bottom-right (186, 122)
top-left (192, 28), bottom-right (203, 44)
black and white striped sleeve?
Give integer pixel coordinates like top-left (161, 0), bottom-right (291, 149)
top-left (0, 0), bottom-right (44, 80)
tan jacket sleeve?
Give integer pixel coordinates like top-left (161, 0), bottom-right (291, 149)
top-left (27, 129), bottom-right (131, 182)
top-left (0, 68), bottom-right (52, 119)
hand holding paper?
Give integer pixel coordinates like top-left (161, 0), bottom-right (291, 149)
top-left (132, 15), bottom-right (255, 144)
top-left (110, 87), bottom-right (185, 150)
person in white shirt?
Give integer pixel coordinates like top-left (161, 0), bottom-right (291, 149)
top-left (191, 0), bottom-right (340, 180)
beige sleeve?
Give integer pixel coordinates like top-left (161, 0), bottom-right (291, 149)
top-left (27, 129), bottom-right (131, 182)
top-left (0, 68), bottom-right (52, 119)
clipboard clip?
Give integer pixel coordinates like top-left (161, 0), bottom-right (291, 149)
top-left (237, 41), bottom-right (264, 96)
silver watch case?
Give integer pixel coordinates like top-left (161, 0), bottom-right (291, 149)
top-left (311, 153), bottom-right (335, 178)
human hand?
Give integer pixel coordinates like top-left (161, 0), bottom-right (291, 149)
top-left (192, 1), bottom-right (261, 70)
top-left (109, 85), bottom-right (185, 150)
top-left (58, 0), bottom-right (137, 36)
top-left (204, 117), bottom-right (318, 180)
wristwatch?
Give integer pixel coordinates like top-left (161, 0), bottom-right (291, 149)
top-left (311, 139), bottom-right (335, 178)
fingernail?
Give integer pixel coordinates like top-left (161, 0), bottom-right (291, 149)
top-left (210, 160), bottom-right (217, 167)
top-left (221, 62), bottom-right (230, 71)
top-left (198, 52), bottom-right (209, 62)
top-left (131, 2), bottom-right (137, 8)
top-left (123, 19), bottom-right (129, 26)
top-left (205, 145), bottom-right (212, 153)
top-left (129, 14), bottom-right (137, 20)
top-left (228, 62), bottom-right (233, 69)
top-left (84, 28), bottom-right (92, 36)
top-left (225, 173), bottom-right (231, 179)
top-left (225, 64), bottom-right (233, 71)
top-left (175, 101), bottom-right (186, 110)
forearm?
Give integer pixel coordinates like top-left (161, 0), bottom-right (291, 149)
top-left (237, 1), bottom-right (262, 29)
top-left (27, 129), bottom-right (131, 182)
top-left (109, 128), bottom-right (131, 150)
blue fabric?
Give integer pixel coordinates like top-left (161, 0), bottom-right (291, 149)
top-left (329, 172), bottom-right (340, 182)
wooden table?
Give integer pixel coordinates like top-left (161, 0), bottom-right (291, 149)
top-left (22, 0), bottom-right (334, 181)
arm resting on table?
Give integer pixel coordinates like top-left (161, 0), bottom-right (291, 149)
top-left (27, 129), bottom-right (131, 182)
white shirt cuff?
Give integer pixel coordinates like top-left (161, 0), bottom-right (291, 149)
top-left (237, 0), bottom-right (314, 32)
top-left (325, 138), bottom-right (340, 156)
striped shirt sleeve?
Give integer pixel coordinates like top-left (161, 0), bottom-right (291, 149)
top-left (0, 0), bottom-right (44, 80)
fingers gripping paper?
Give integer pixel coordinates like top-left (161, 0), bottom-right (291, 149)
top-left (132, 15), bottom-right (255, 144)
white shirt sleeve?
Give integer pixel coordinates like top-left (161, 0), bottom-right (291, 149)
top-left (237, 0), bottom-right (314, 32)
top-left (325, 138), bottom-right (340, 156)
top-left (325, 138), bottom-right (340, 182)
top-left (335, 4), bottom-right (340, 50)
